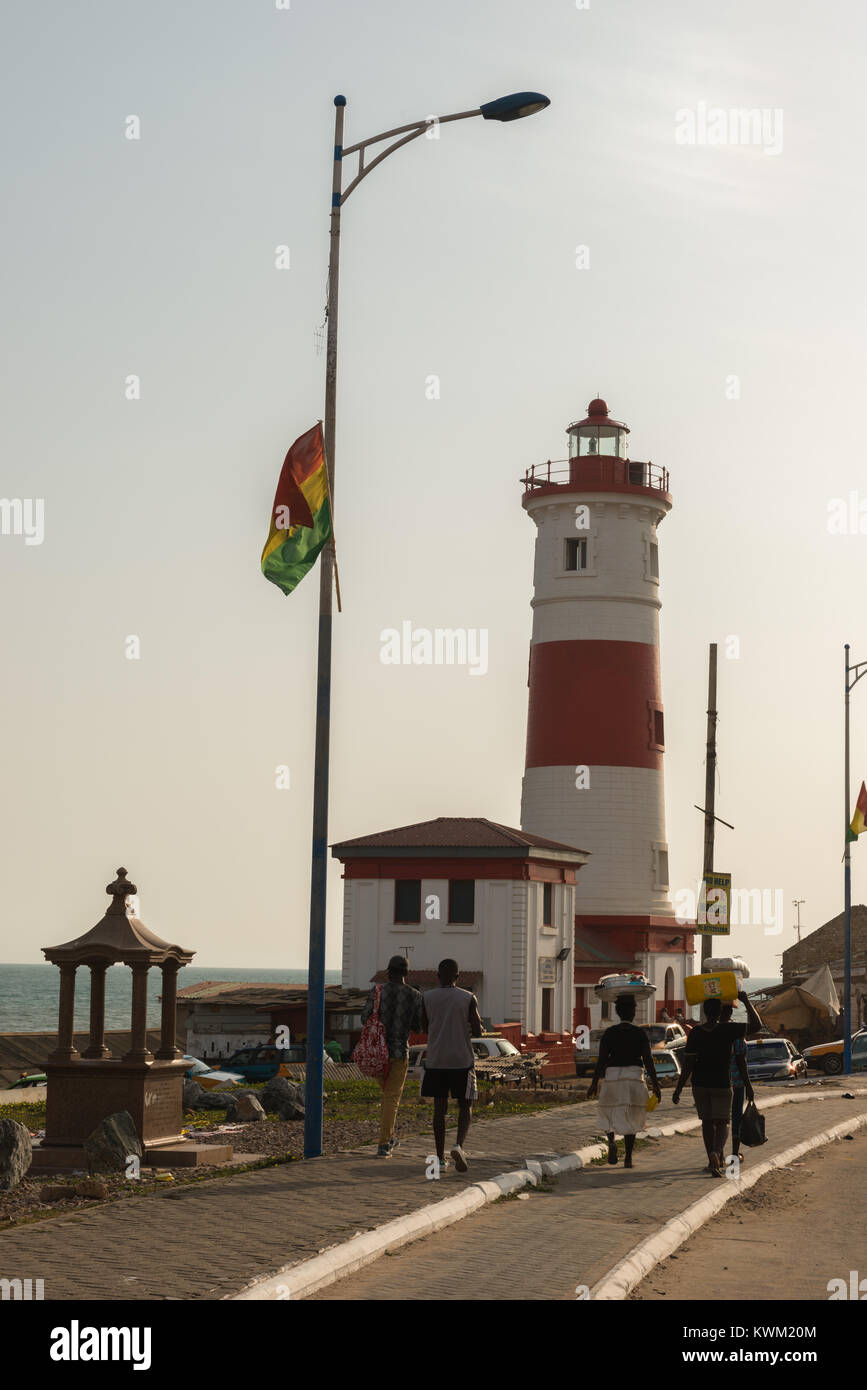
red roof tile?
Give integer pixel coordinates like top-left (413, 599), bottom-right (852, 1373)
top-left (332, 817), bottom-right (588, 856)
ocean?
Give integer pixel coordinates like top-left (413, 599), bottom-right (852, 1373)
top-left (0, 965), bottom-right (781, 1035)
top-left (0, 964), bottom-right (342, 1034)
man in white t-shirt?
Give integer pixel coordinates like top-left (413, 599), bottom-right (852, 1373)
top-left (420, 959), bottom-right (483, 1174)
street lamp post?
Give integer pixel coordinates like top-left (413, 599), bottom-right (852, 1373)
top-left (304, 90), bottom-right (550, 1159)
top-left (843, 644), bottom-right (867, 1076)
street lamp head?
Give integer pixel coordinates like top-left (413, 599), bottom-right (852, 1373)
top-left (334, 95), bottom-right (346, 107)
top-left (480, 91), bottom-right (550, 122)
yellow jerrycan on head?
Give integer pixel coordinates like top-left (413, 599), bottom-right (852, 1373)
top-left (684, 970), bottom-right (740, 1006)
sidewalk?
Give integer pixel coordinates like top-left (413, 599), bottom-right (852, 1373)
top-left (0, 1087), bottom-right (860, 1301)
top-left (311, 1093), bottom-right (867, 1301)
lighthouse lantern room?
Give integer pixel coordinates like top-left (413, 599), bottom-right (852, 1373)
top-left (520, 397), bottom-right (693, 1028)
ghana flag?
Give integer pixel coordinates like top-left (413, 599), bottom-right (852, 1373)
top-left (261, 422), bottom-right (332, 596)
top-left (848, 781), bottom-right (867, 841)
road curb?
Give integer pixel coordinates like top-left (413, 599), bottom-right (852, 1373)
top-left (589, 1105), bottom-right (867, 1300)
top-left (229, 1088), bottom-right (867, 1300)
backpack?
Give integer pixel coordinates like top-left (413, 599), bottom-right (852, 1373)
top-left (354, 985), bottom-right (389, 1078)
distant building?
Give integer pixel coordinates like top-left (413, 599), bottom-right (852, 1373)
top-left (332, 817), bottom-right (589, 1034)
top-left (782, 905), bottom-right (867, 1028)
top-left (175, 982), bottom-right (369, 1060)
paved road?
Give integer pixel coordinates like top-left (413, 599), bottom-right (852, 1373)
top-left (631, 1127), bottom-right (867, 1301)
top-left (0, 1084), bottom-right (857, 1301)
top-left (311, 1094), bottom-right (867, 1301)
top-left (0, 1098), bottom-right (624, 1300)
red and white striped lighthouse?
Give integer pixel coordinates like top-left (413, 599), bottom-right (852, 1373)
top-left (519, 398), bottom-right (692, 1026)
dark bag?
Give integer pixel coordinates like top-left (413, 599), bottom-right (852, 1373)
top-left (739, 1100), bottom-right (767, 1147)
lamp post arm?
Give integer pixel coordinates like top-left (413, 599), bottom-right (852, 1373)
top-left (341, 108), bottom-right (482, 203)
top-left (847, 660), bottom-right (867, 693)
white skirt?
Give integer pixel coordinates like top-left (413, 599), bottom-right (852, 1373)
top-left (597, 1065), bottom-right (648, 1136)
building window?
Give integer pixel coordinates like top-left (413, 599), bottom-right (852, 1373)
top-left (542, 882), bottom-right (552, 925)
top-left (648, 703), bottom-right (665, 751)
top-left (394, 880), bottom-right (421, 923)
top-left (564, 537), bottom-right (588, 572)
top-left (448, 880), bottom-right (475, 923)
top-left (649, 541), bottom-right (659, 580)
top-left (653, 845), bottom-right (670, 890)
top-left (541, 988), bottom-right (553, 1032)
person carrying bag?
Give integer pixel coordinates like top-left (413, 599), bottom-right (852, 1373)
top-left (354, 984), bottom-right (389, 1078)
top-left (739, 1099), bottom-right (767, 1147)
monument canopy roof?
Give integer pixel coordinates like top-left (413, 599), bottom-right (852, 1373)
top-left (42, 868), bottom-right (195, 966)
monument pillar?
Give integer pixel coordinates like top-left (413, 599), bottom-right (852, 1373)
top-left (50, 962), bottom-right (80, 1061)
top-left (156, 959), bottom-right (182, 1060)
top-left (123, 961), bottom-right (153, 1062)
top-left (82, 960), bottom-right (111, 1059)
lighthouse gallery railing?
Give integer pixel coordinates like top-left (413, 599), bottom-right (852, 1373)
top-left (522, 458), bottom-right (670, 495)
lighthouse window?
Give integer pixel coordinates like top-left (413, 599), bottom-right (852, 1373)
top-left (448, 880), bottom-right (475, 924)
top-left (649, 542), bottom-right (659, 579)
top-left (657, 850), bottom-right (670, 888)
top-left (394, 880), bottom-right (421, 923)
top-left (565, 538), bottom-right (588, 572)
top-left (654, 710), bottom-right (665, 747)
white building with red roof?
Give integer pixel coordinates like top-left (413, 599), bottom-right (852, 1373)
top-left (331, 817), bottom-right (589, 1035)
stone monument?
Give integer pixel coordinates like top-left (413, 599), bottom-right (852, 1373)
top-left (33, 868), bottom-right (231, 1170)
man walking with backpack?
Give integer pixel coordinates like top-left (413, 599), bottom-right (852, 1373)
top-left (420, 959), bottom-right (483, 1174)
top-left (358, 955), bottom-right (423, 1158)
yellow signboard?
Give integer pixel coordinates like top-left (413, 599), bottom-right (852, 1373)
top-left (697, 872), bottom-right (732, 935)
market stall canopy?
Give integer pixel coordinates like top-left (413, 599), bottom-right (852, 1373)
top-left (760, 986), bottom-right (833, 1031)
top-left (799, 964), bottom-right (840, 1017)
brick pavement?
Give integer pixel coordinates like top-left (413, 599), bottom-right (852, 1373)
top-left (0, 1085), bottom-right (857, 1301)
top-left (311, 1094), bottom-right (867, 1301)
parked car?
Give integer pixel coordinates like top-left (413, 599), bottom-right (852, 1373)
top-left (651, 1048), bottom-right (681, 1082)
top-left (407, 1036), bottom-right (524, 1083)
top-left (574, 1027), bottom-right (607, 1077)
top-left (745, 1037), bottom-right (807, 1082)
top-left (182, 1056), bottom-right (244, 1090)
top-left (802, 1029), bottom-right (867, 1075)
top-left (641, 1023), bottom-right (688, 1052)
top-left (224, 1043), bottom-right (328, 1081)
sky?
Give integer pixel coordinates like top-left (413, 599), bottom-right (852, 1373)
top-left (2, 0), bottom-right (866, 978)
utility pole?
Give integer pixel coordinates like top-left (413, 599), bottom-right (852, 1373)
top-left (793, 899), bottom-right (805, 944)
top-left (700, 643), bottom-right (718, 968)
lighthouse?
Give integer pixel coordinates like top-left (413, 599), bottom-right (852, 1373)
top-left (519, 398), bottom-right (693, 1028)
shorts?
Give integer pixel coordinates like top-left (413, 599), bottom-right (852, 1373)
top-left (692, 1085), bottom-right (733, 1121)
top-left (421, 1067), bottom-right (478, 1102)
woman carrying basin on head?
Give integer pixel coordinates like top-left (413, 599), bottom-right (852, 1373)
top-left (587, 993), bottom-right (661, 1168)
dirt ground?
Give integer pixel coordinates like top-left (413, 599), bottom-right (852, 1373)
top-left (631, 1128), bottom-right (867, 1301)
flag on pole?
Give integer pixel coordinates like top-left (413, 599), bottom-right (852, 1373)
top-left (261, 422), bottom-right (332, 596)
top-left (848, 781), bottom-right (867, 841)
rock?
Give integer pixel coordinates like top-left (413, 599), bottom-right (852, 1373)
top-left (74, 1178), bottom-right (108, 1200)
top-left (195, 1089), bottom-right (235, 1110)
top-left (183, 1079), bottom-right (239, 1111)
top-left (259, 1075), bottom-right (305, 1120)
top-left (40, 1183), bottom-right (75, 1203)
top-left (224, 1092), bottom-right (266, 1124)
top-left (183, 1079), bottom-right (206, 1109)
top-left (83, 1111), bottom-right (142, 1175)
top-left (0, 1119), bottom-right (32, 1191)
